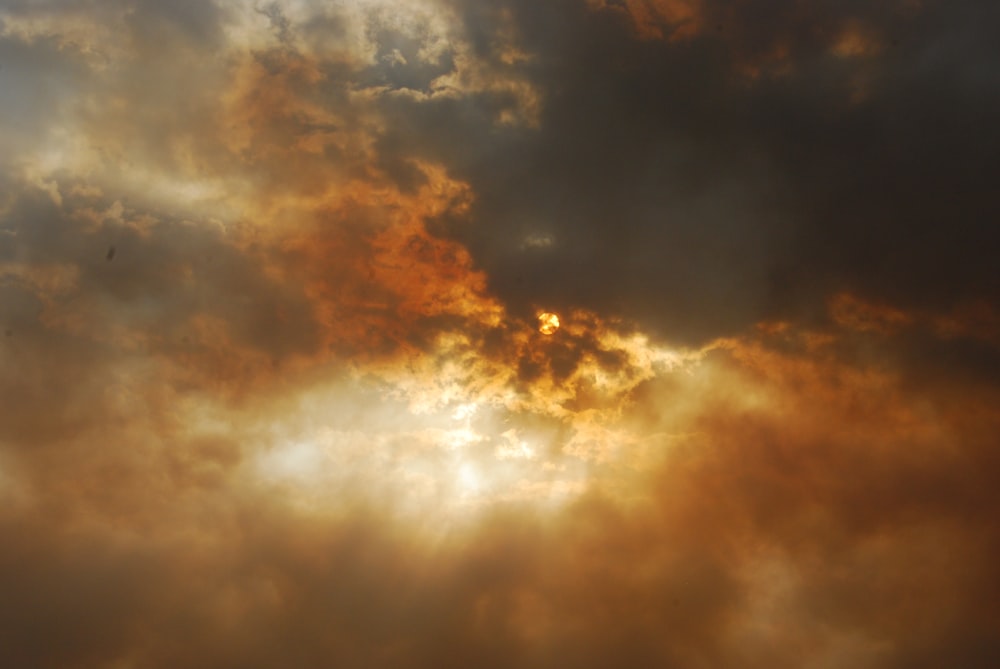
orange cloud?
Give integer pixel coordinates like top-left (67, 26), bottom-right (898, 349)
top-left (587, 0), bottom-right (704, 41)
top-left (1, 2), bottom-right (998, 666)
top-left (3, 233), bottom-right (998, 666)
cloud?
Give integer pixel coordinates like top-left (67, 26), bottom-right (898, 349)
top-left (2, 309), bottom-right (998, 667)
top-left (408, 0), bottom-right (1000, 343)
top-left (0, 1), bottom-right (997, 667)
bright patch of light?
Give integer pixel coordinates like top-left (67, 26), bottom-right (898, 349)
top-left (256, 439), bottom-right (328, 481)
top-left (538, 312), bottom-right (560, 335)
top-left (451, 402), bottom-right (478, 421)
top-left (496, 429), bottom-right (535, 460)
top-left (443, 427), bottom-right (483, 450)
top-left (458, 463), bottom-right (480, 493)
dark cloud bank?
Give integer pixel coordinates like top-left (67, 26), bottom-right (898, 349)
top-left (408, 0), bottom-right (1000, 342)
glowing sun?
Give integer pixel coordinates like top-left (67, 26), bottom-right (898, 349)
top-left (538, 312), bottom-right (560, 335)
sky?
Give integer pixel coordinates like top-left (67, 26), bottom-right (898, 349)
top-left (1, 0), bottom-right (998, 666)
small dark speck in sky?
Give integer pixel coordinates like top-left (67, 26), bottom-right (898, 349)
top-left (106, 245), bottom-right (116, 261)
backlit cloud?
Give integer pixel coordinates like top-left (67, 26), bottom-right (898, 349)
top-left (1, 0), bottom-right (997, 666)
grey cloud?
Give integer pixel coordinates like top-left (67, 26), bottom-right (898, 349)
top-left (0, 181), bottom-right (324, 451)
top-left (0, 32), bottom-right (92, 162)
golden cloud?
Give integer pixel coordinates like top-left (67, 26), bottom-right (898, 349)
top-left (1, 1), bottom-right (997, 666)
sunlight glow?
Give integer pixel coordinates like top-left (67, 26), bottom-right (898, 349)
top-left (538, 312), bottom-right (560, 335)
top-left (458, 463), bottom-right (481, 493)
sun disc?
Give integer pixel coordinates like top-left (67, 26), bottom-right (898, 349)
top-left (538, 312), bottom-right (560, 335)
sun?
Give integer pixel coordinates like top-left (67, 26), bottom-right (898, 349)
top-left (538, 312), bottom-right (560, 335)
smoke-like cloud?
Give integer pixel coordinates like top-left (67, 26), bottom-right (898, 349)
top-left (0, 0), bottom-right (997, 667)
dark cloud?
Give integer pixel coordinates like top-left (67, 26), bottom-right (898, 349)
top-left (379, 0), bottom-right (1000, 344)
